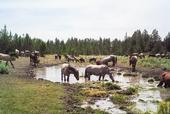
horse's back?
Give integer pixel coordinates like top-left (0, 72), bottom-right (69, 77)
top-left (162, 72), bottom-right (170, 80)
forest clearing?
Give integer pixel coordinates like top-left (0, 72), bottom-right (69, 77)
top-left (0, 55), bottom-right (170, 114)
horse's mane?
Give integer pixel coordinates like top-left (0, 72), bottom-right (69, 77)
top-left (68, 66), bottom-right (77, 72)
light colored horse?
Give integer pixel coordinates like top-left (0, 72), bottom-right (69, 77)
top-left (85, 64), bottom-right (114, 82)
top-left (61, 63), bottom-right (79, 82)
top-left (0, 53), bottom-right (17, 68)
top-left (97, 55), bottom-right (117, 66)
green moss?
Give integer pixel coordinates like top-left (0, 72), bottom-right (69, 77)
top-left (110, 93), bottom-right (128, 104)
top-left (103, 82), bottom-right (121, 90)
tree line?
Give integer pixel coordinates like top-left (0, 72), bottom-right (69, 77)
top-left (0, 25), bottom-right (170, 55)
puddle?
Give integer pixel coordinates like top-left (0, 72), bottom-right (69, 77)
top-left (35, 65), bottom-right (169, 114)
top-left (81, 98), bottom-right (126, 114)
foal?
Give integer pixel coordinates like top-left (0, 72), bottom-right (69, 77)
top-left (61, 64), bottom-right (79, 82)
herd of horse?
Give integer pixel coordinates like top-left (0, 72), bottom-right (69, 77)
top-left (0, 50), bottom-right (170, 88)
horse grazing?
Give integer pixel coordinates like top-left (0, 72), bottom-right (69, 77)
top-left (55, 54), bottom-right (61, 60)
top-left (30, 52), bottom-right (39, 67)
top-left (129, 56), bottom-right (138, 72)
top-left (96, 55), bottom-right (117, 66)
top-left (72, 55), bottom-right (79, 62)
top-left (157, 72), bottom-right (170, 88)
top-left (61, 64), bottom-right (79, 82)
top-left (64, 55), bottom-right (75, 62)
top-left (89, 57), bottom-right (96, 63)
top-left (85, 64), bottom-right (114, 82)
top-left (0, 53), bottom-right (18, 68)
top-left (79, 57), bottom-right (85, 63)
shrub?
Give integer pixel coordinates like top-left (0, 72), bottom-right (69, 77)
top-left (0, 62), bottom-right (9, 74)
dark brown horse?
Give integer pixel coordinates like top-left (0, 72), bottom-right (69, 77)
top-left (157, 72), bottom-right (170, 88)
top-left (96, 55), bottom-right (117, 66)
top-left (61, 64), bottom-right (79, 82)
top-left (129, 56), bottom-right (137, 72)
top-left (30, 52), bottom-right (39, 67)
top-left (64, 55), bottom-right (75, 62)
top-left (55, 54), bottom-right (61, 60)
top-left (79, 57), bottom-right (85, 63)
top-left (89, 57), bottom-right (96, 63)
top-left (85, 64), bottom-right (114, 82)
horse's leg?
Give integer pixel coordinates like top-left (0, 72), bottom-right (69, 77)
top-left (61, 70), bottom-right (63, 82)
top-left (109, 73), bottom-right (114, 82)
top-left (102, 75), bottom-right (105, 81)
top-left (88, 75), bottom-right (91, 81)
top-left (67, 75), bottom-right (70, 82)
top-left (64, 75), bottom-right (66, 82)
top-left (157, 80), bottom-right (164, 87)
top-left (5, 61), bottom-right (8, 66)
top-left (10, 61), bottom-right (15, 68)
top-left (98, 75), bottom-right (101, 81)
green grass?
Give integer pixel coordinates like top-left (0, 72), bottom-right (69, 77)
top-left (157, 102), bottom-right (170, 114)
top-left (118, 56), bottom-right (170, 70)
top-left (110, 93), bottom-right (128, 104)
top-left (103, 82), bottom-right (121, 90)
top-left (0, 76), bottom-right (64, 114)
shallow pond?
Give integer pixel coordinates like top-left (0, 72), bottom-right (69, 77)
top-left (35, 65), bottom-right (169, 114)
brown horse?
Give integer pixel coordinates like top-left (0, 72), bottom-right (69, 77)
top-left (157, 72), bottom-right (170, 88)
top-left (89, 57), bottom-right (96, 63)
top-left (129, 56), bottom-right (137, 72)
top-left (55, 54), bottom-right (61, 60)
top-left (79, 57), bottom-right (85, 63)
top-left (61, 64), bottom-right (79, 82)
top-left (30, 52), bottom-right (39, 67)
top-left (64, 55), bottom-right (75, 62)
top-left (96, 55), bottom-right (117, 66)
top-left (85, 64), bottom-right (114, 82)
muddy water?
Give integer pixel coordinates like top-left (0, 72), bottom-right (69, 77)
top-left (35, 66), bottom-right (168, 114)
top-left (81, 98), bottom-right (126, 114)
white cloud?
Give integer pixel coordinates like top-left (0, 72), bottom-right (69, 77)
top-left (0, 0), bottom-right (170, 41)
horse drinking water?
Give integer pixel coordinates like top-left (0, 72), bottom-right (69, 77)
top-left (85, 64), bottom-right (114, 82)
top-left (61, 64), bottom-right (79, 82)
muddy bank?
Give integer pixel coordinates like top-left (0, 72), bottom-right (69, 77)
top-left (116, 64), bottom-right (165, 81)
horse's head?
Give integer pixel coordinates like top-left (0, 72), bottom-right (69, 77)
top-left (74, 69), bottom-right (79, 81)
top-left (96, 60), bottom-right (101, 65)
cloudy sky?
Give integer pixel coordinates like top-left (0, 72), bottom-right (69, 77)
top-left (0, 0), bottom-right (170, 41)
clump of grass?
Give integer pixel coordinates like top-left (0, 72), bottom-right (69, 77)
top-left (110, 93), bottom-right (128, 104)
top-left (81, 88), bottom-right (108, 97)
top-left (157, 102), bottom-right (170, 114)
top-left (118, 87), bottom-right (138, 95)
top-left (103, 82), bottom-right (121, 90)
top-left (0, 62), bottom-right (9, 74)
